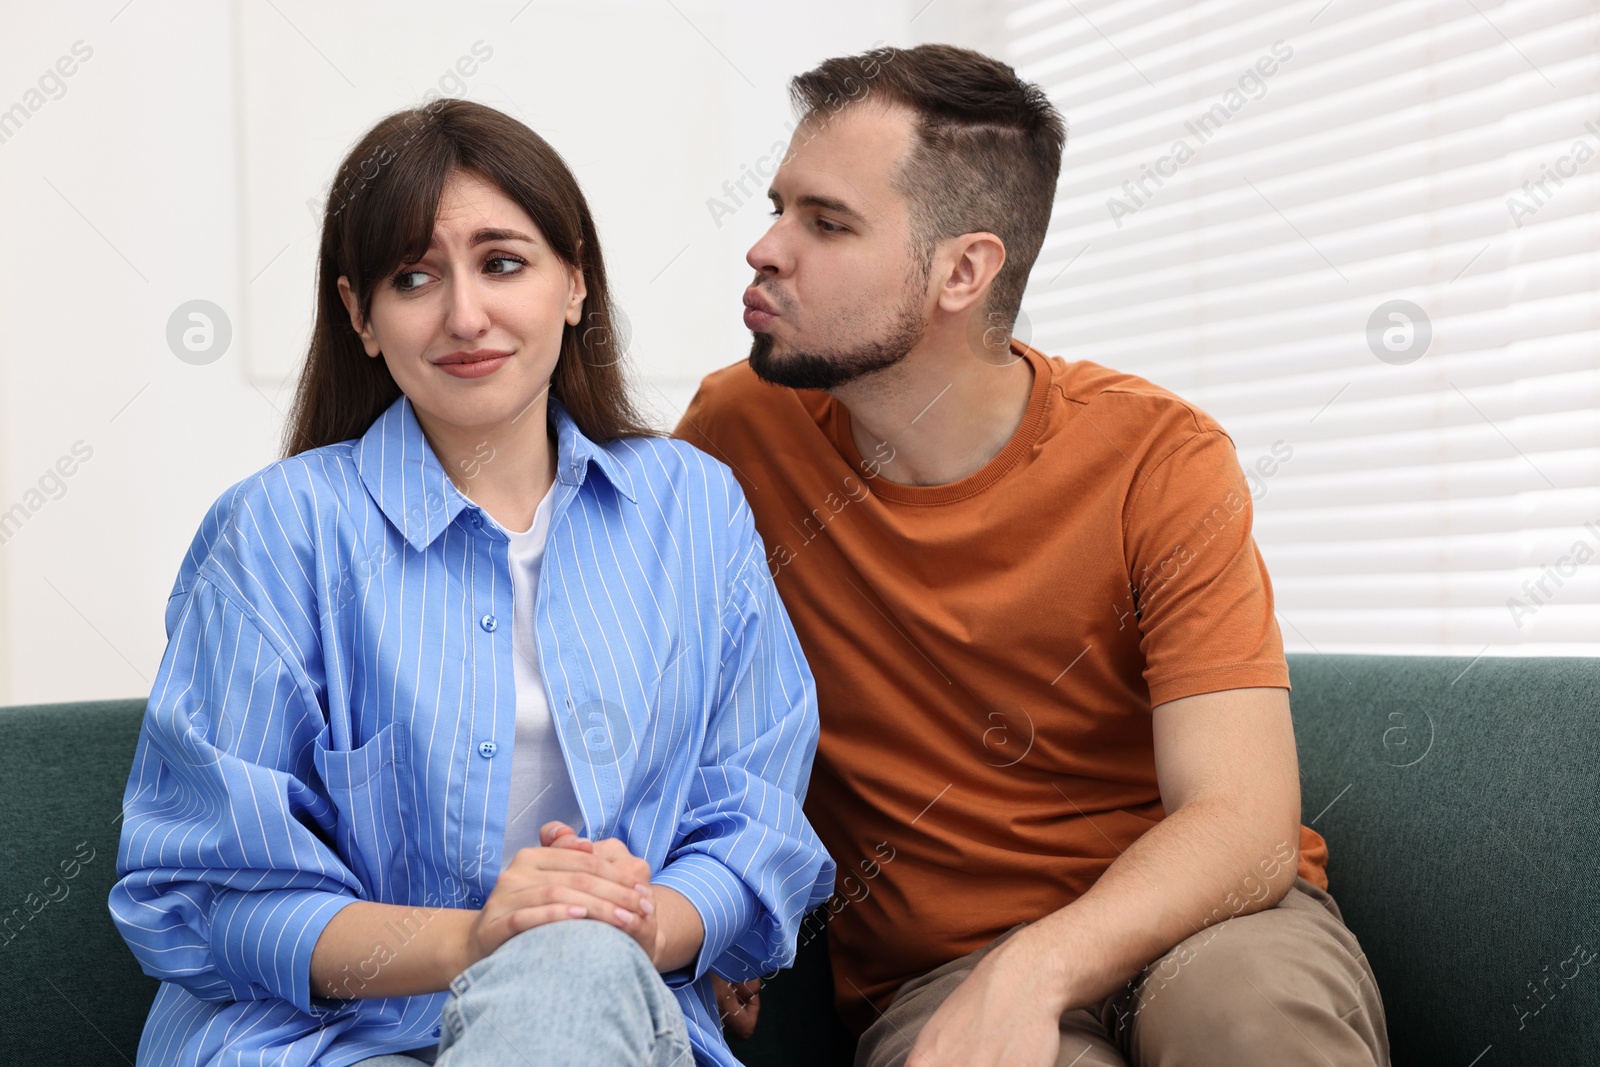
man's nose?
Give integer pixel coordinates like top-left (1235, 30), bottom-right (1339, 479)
top-left (746, 224), bottom-right (787, 276)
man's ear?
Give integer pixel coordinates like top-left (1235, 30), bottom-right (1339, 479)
top-left (933, 232), bottom-right (1006, 316)
top-left (336, 275), bottom-right (381, 357)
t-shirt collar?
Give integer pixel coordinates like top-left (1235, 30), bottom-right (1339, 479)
top-left (829, 338), bottom-right (1052, 506)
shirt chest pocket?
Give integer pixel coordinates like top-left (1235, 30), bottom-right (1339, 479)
top-left (314, 721), bottom-right (418, 901)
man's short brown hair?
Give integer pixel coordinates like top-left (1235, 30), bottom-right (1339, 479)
top-left (789, 43), bottom-right (1066, 330)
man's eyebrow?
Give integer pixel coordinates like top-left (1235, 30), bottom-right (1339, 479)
top-left (771, 190), bottom-right (868, 224)
top-left (799, 194), bottom-right (867, 223)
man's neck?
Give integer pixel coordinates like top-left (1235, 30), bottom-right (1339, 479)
top-left (834, 330), bottom-right (1035, 488)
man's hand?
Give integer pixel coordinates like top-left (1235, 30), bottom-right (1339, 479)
top-left (907, 929), bottom-right (1062, 1067)
top-left (712, 975), bottom-right (762, 1040)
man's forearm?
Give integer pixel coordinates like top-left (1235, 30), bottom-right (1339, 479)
top-left (1020, 797), bottom-right (1301, 1014)
top-left (310, 901), bottom-right (476, 1001)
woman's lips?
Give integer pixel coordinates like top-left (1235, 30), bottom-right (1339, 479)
top-left (436, 355), bottom-right (509, 379)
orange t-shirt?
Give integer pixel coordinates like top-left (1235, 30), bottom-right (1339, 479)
top-left (675, 341), bottom-right (1328, 1032)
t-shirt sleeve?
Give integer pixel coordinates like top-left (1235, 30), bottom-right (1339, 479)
top-left (1122, 429), bottom-right (1290, 707)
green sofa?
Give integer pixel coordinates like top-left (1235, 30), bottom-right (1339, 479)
top-left (3, 654), bottom-right (1594, 1065)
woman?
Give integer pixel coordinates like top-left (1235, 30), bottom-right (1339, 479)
top-left (108, 98), bottom-right (835, 1067)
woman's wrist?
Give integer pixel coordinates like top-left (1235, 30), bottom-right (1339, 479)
top-left (311, 901), bottom-right (481, 1001)
top-left (646, 885), bottom-right (706, 973)
top-left (435, 907), bottom-right (480, 987)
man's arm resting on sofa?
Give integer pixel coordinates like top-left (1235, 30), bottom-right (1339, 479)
top-left (908, 685), bottom-right (1304, 1067)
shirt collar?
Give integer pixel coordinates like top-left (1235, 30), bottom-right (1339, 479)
top-left (356, 393), bottom-right (637, 552)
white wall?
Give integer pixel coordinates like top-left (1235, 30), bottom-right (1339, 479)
top-left (0, 0), bottom-right (940, 703)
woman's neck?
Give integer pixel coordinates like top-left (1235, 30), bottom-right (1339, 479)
top-left (416, 398), bottom-right (558, 534)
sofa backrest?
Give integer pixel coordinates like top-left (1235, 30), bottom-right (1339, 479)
top-left (1285, 652), bottom-right (1598, 1065)
top-left (0, 698), bottom-right (157, 1064)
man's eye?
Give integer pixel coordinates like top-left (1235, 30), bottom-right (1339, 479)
top-left (817, 219), bottom-right (844, 233)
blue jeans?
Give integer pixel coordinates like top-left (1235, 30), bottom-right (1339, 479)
top-left (353, 919), bottom-right (692, 1066)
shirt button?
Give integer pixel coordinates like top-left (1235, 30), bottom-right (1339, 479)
top-left (478, 740), bottom-right (498, 758)
top-left (480, 614), bottom-right (497, 632)
top-left (432, 1025), bottom-right (442, 1037)
top-left (470, 513), bottom-right (483, 528)
top-left (467, 896), bottom-right (482, 908)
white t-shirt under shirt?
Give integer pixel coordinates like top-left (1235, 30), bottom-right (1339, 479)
top-left (466, 483), bottom-right (585, 874)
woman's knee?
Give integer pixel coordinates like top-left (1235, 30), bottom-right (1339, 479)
top-left (440, 920), bottom-right (687, 1058)
top-left (481, 920), bottom-right (653, 988)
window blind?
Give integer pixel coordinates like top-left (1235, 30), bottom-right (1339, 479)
top-left (1003, 0), bottom-right (1600, 655)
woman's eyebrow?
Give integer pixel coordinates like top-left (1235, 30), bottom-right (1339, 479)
top-left (427, 227), bottom-right (537, 249)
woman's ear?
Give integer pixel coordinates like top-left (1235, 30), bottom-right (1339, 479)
top-left (565, 262), bottom-right (588, 327)
top-left (336, 275), bottom-right (381, 357)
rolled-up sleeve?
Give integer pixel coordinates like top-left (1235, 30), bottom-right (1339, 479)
top-left (108, 576), bottom-right (360, 1016)
top-left (653, 488), bottom-right (836, 985)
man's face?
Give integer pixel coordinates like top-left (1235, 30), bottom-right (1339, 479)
top-left (744, 104), bottom-right (932, 390)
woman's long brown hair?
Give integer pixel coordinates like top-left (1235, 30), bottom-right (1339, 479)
top-left (282, 98), bottom-right (658, 458)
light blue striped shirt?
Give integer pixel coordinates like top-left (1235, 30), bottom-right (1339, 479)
top-left (108, 393), bottom-right (836, 1067)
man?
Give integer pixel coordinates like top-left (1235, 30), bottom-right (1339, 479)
top-left (675, 43), bottom-right (1388, 1067)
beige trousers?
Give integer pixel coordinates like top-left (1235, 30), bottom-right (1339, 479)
top-left (855, 877), bottom-right (1389, 1067)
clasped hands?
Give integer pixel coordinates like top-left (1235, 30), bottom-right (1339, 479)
top-left (460, 820), bottom-right (663, 971)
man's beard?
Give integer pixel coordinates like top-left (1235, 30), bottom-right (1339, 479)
top-left (747, 287), bottom-right (927, 391)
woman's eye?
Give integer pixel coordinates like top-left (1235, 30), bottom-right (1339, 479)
top-left (391, 255), bottom-right (525, 292)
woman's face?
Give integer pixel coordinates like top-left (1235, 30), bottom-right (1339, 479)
top-left (337, 169), bottom-right (585, 447)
